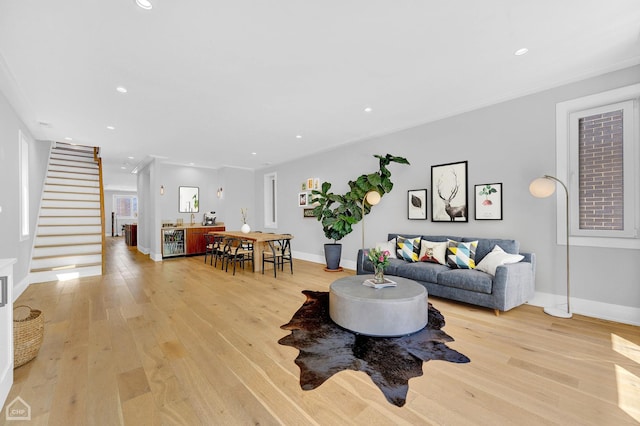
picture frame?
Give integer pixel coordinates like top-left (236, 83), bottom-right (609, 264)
top-left (298, 192), bottom-right (308, 207)
top-left (431, 161), bottom-right (468, 222)
top-left (303, 208), bottom-right (316, 218)
top-left (407, 189), bottom-right (427, 220)
top-left (475, 183), bottom-right (503, 220)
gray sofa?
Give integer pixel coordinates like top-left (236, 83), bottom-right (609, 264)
top-left (356, 233), bottom-right (536, 314)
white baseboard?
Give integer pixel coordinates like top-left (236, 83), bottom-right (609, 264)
top-left (291, 251), bottom-right (356, 271)
top-left (528, 291), bottom-right (640, 326)
top-left (12, 276), bottom-right (29, 302)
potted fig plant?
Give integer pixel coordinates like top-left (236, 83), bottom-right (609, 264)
top-left (311, 154), bottom-right (410, 270)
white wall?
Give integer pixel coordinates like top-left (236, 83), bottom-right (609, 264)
top-left (0, 91), bottom-right (49, 297)
top-left (256, 65), bottom-right (640, 322)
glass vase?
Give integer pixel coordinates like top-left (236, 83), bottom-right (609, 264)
top-left (373, 264), bottom-right (385, 284)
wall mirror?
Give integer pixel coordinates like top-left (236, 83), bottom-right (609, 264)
top-left (179, 186), bottom-right (199, 213)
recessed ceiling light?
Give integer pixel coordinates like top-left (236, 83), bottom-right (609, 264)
top-left (251, 152), bottom-right (257, 156)
top-left (116, 86), bottom-right (128, 93)
top-left (135, 0), bottom-right (153, 10)
top-left (106, 125), bottom-right (115, 130)
top-left (514, 48), bottom-right (529, 56)
top-left (188, 162), bottom-right (194, 166)
top-left (296, 135), bottom-right (302, 139)
top-left (120, 166), bottom-right (127, 170)
top-left (64, 137), bottom-right (73, 141)
top-left (364, 107), bottom-right (373, 113)
top-left (127, 156), bottom-right (134, 160)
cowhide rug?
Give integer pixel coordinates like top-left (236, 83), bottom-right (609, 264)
top-left (278, 290), bottom-right (470, 407)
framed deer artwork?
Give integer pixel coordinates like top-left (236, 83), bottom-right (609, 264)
top-left (431, 161), bottom-right (468, 222)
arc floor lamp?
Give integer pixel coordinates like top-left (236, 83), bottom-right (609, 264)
top-left (529, 175), bottom-right (572, 318)
top-left (361, 190), bottom-right (381, 250)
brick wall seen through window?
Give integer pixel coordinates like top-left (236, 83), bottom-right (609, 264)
top-left (578, 109), bottom-right (623, 231)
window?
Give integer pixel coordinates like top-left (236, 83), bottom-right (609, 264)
top-left (19, 131), bottom-right (29, 240)
top-left (557, 83), bottom-right (640, 249)
top-left (263, 172), bottom-right (277, 228)
top-left (113, 194), bottom-right (138, 219)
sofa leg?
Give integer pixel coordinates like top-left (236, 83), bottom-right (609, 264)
top-left (494, 309), bottom-right (500, 317)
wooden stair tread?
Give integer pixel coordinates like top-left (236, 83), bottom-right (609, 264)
top-left (36, 233), bottom-right (102, 237)
top-left (32, 252), bottom-right (101, 260)
top-left (34, 241), bottom-right (101, 248)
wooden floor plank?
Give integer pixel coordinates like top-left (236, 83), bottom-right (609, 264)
top-left (2, 237), bottom-right (639, 425)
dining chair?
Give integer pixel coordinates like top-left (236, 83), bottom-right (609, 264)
top-left (204, 234), bottom-right (225, 266)
top-left (224, 237), bottom-right (254, 275)
top-left (262, 236), bottom-right (293, 277)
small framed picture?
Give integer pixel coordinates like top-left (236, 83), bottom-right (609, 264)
top-left (408, 189), bottom-right (427, 220)
top-left (307, 178), bottom-right (314, 191)
top-left (474, 183), bottom-right (503, 220)
top-left (303, 208), bottom-right (316, 218)
top-left (313, 178), bottom-right (320, 190)
top-left (298, 192), bottom-right (308, 207)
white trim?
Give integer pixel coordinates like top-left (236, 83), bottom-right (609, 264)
top-left (263, 172), bottom-right (278, 229)
top-left (556, 83), bottom-right (640, 248)
top-left (527, 291), bottom-right (640, 326)
top-left (12, 276), bottom-right (29, 303)
top-left (18, 131), bottom-right (29, 241)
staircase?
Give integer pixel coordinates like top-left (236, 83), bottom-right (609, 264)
top-left (29, 142), bottom-right (105, 283)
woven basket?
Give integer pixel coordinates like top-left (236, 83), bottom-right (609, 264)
top-left (13, 305), bottom-right (44, 368)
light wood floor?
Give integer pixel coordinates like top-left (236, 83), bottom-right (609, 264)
top-left (2, 238), bottom-right (639, 425)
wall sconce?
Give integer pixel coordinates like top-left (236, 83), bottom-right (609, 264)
top-left (217, 187), bottom-right (223, 198)
top-left (160, 185), bottom-right (165, 196)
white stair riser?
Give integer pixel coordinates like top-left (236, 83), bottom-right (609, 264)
top-left (36, 234), bottom-right (101, 245)
top-left (40, 208), bottom-right (100, 217)
top-left (47, 170), bottom-right (99, 180)
top-left (45, 177), bottom-right (99, 187)
top-left (31, 254), bottom-right (102, 270)
top-left (41, 199), bottom-right (101, 209)
top-left (52, 147), bottom-right (94, 157)
top-left (34, 244), bottom-right (101, 257)
top-left (37, 225), bottom-right (102, 235)
top-left (48, 168), bottom-right (98, 177)
top-left (44, 184), bottom-right (100, 194)
top-left (49, 158), bottom-right (97, 168)
top-left (29, 265), bottom-right (102, 284)
top-left (38, 216), bottom-right (101, 226)
top-left (42, 191), bottom-right (100, 201)
top-left (51, 152), bottom-right (95, 162)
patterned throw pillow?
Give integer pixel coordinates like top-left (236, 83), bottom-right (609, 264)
top-left (419, 240), bottom-right (448, 265)
top-left (396, 236), bottom-right (422, 262)
top-left (374, 239), bottom-right (397, 259)
top-left (446, 239), bottom-right (478, 269)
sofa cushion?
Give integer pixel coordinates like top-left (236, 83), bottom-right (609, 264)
top-left (446, 239), bottom-right (478, 269)
top-left (419, 240), bottom-right (448, 264)
top-left (375, 238), bottom-right (397, 259)
top-left (462, 237), bottom-right (519, 263)
top-left (395, 261), bottom-right (449, 283)
top-left (437, 269), bottom-right (493, 294)
top-left (475, 245), bottom-right (524, 276)
top-left (396, 236), bottom-right (421, 262)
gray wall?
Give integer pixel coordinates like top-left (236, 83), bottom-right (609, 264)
top-left (256, 65), bottom-right (640, 317)
top-left (0, 91), bottom-right (49, 294)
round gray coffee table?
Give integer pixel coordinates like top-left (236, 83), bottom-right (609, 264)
top-left (329, 275), bottom-right (428, 337)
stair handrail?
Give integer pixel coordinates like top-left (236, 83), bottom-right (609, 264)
top-left (95, 146), bottom-right (106, 274)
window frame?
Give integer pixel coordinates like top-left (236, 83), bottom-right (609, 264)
top-left (556, 83), bottom-right (640, 249)
top-left (263, 172), bottom-right (278, 229)
top-left (112, 194), bottom-right (138, 220)
top-left (19, 131), bottom-right (29, 241)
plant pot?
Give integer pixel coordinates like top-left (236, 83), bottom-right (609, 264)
top-left (324, 243), bottom-right (342, 271)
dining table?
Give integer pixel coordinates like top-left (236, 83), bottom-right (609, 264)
top-left (209, 231), bottom-right (293, 273)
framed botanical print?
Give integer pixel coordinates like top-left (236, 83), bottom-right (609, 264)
top-left (431, 161), bottom-right (468, 222)
top-left (475, 183), bottom-right (503, 220)
top-left (408, 189), bottom-right (427, 219)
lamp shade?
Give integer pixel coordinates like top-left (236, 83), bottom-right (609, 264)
top-left (365, 190), bottom-right (381, 206)
top-left (529, 177), bottom-right (556, 198)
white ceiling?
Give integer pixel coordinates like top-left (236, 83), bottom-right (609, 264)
top-left (1, 1), bottom-right (639, 189)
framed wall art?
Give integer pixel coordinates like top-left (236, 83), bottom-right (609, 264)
top-left (431, 161), bottom-right (468, 222)
top-left (475, 183), bottom-right (503, 220)
top-left (303, 208), bottom-right (316, 218)
top-left (408, 189), bottom-right (427, 220)
top-left (298, 192), bottom-right (308, 207)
